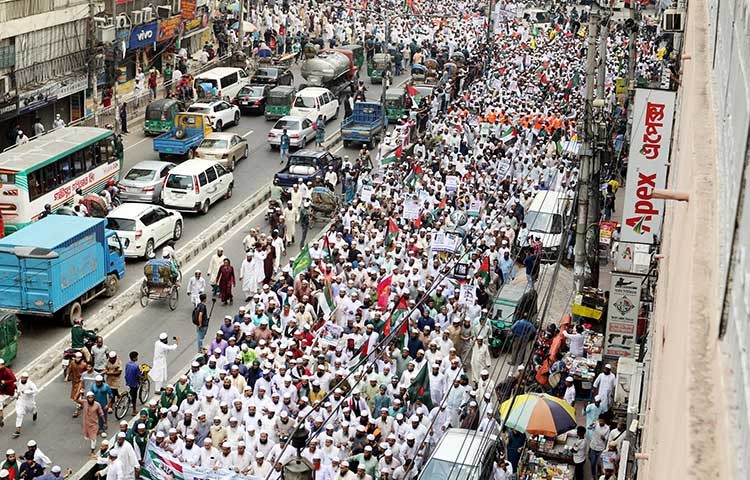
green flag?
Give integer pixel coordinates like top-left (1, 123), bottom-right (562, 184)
top-left (292, 246), bottom-right (312, 277)
top-left (408, 363), bottom-right (433, 409)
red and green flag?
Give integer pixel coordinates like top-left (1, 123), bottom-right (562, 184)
top-left (377, 275), bottom-right (393, 312)
top-left (499, 126), bottom-right (517, 144)
top-left (405, 164), bottom-right (424, 188)
top-left (386, 219), bottom-right (399, 248)
top-left (408, 364), bottom-right (433, 409)
top-left (433, 197), bottom-right (448, 218)
top-left (381, 144), bottom-right (402, 166)
top-left (478, 256), bottom-right (491, 287)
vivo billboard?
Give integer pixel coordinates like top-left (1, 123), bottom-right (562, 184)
top-left (620, 88), bottom-right (677, 244)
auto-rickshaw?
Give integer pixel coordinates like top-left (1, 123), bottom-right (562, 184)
top-left (385, 88), bottom-right (409, 122)
top-left (264, 85), bottom-right (297, 121)
top-left (489, 284), bottom-right (538, 357)
top-left (0, 313), bottom-right (19, 365)
top-left (144, 98), bottom-right (183, 136)
top-left (369, 53), bottom-right (392, 84)
top-left (411, 64), bottom-right (427, 83)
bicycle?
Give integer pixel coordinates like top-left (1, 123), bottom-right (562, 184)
top-left (114, 364), bottom-right (152, 420)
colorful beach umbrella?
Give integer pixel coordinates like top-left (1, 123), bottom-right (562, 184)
top-left (499, 393), bottom-right (577, 437)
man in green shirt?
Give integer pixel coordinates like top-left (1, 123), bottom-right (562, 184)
top-left (347, 446), bottom-right (378, 479)
top-left (71, 320), bottom-right (98, 360)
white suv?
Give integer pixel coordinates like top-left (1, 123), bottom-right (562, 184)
top-left (106, 203), bottom-right (183, 259)
top-left (161, 159), bottom-right (234, 214)
top-left (187, 100), bottom-right (241, 131)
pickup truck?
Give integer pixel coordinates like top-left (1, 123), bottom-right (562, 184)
top-left (274, 149), bottom-right (342, 188)
top-left (0, 216), bottom-right (126, 325)
top-left (341, 102), bottom-right (385, 148)
top-left (153, 112), bottom-right (212, 160)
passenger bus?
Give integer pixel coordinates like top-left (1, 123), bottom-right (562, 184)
top-left (0, 127), bottom-right (123, 235)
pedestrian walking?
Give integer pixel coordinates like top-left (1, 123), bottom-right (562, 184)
top-left (104, 351), bottom-right (122, 398)
top-left (77, 391), bottom-right (106, 457)
top-left (0, 359), bottom-right (17, 428)
top-left (91, 375), bottom-right (114, 437)
top-left (152, 333), bottom-right (179, 392)
top-left (299, 199), bottom-right (311, 247)
top-left (206, 247), bottom-right (226, 298)
top-left (32, 119), bottom-right (45, 137)
top-left (216, 258), bottom-right (236, 305)
top-left (148, 70), bottom-right (158, 99)
top-left (119, 104), bottom-right (129, 134)
top-left (279, 129), bottom-right (290, 164)
top-left (509, 317), bottom-right (537, 366)
top-left (13, 373), bottom-right (37, 438)
top-left (52, 114), bottom-right (65, 129)
top-left (192, 294), bottom-right (210, 352)
top-left (314, 115), bottom-right (325, 148)
top-left (186, 270), bottom-right (206, 306)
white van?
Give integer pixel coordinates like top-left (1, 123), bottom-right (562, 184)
top-left (289, 87), bottom-right (339, 123)
top-left (525, 190), bottom-right (572, 259)
top-left (193, 67), bottom-right (249, 100)
top-left (418, 428), bottom-right (501, 480)
top-left (161, 159), bottom-right (234, 214)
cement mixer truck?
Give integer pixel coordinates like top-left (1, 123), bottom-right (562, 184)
top-left (300, 44), bottom-right (361, 97)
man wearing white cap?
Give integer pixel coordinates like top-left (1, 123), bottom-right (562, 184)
top-left (113, 433), bottom-right (138, 480)
top-left (77, 391), bottom-right (105, 455)
top-left (592, 364), bottom-right (616, 414)
top-left (104, 449), bottom-right (124, 480)
top-left (564, 376), bottom-right (577, 407)
top-left (470, 335), bottom-right (491, 384)
top-left (250, 452), bottom-right (271, 477)
top-left (198, 438), bottom-right (219, 468)
top-left (336, 460), bottom-right (356, 480)
top-left (152, 333), bottom-right (179, 392)
top-left (13, 372), bottom-right (37, 437)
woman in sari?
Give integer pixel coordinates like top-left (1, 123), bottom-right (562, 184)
top-left (216, 258), bottom-right (236, 305)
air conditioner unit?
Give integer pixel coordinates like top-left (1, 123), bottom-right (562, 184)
top-left (156, 5), bottom-right (172, 19)
top-left (142, 7), bottom-right (154, 23)
top-left (132, 10), bottom-right (143, 25)
top-left (96, 24), bottom-right (116, 43)
top-left (662, 9), bottom-right (684, 32)
top-left (115, 14), bottom-right (130, 29)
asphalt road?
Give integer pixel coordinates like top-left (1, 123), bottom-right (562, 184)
top-left (14, 66), bottom-right (409, 369)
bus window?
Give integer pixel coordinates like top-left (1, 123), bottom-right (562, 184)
top-left (59, 156), bottom-right (73, 182)
top-left (28, 171), bottom-right (42, 200)
top-left (71, 150), bottom-right (85, 176)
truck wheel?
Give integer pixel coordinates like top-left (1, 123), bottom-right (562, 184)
top-left (64, 301), bottom-right (82, 326)
top-left (172, 221), bottom-right (183, 241)
top-left (103, 274), bottom-right (119, 297)
top-left (144, 239), bottom-right (155, 259)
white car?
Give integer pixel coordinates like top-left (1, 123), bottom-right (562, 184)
top-left (106, 203), bottom-right (183, 259)
top-left (187, 100), bottom-right (241, 131)
top-left (267, 116), bottom-right (316, 148)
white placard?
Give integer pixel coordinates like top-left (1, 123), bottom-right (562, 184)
top-left (468, 200), bottom-right (483, 217)
top-left (445, 175), bottom-right (459, 192)
top-left (458, 284), bottom-right (476, 305)
top-left (403, 199), bottom-right (421, 220)
top-left (620, 88), bottom-right (676, 243)
top-left (360, 184), bottom-right (374, 203)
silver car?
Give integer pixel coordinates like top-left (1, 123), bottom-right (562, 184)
top-left (267, 115), bottom-right (315, 148)
top-left (117, 160), bottom-right (176, 203)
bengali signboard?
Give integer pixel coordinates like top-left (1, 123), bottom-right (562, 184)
top-left (604, 273), bottom-right (642, 358)
top-left (158, 16), bottom-right (183, 42)
top-left (620, 88), bottom-right (676, 244)
top-left (181, 0), bottom-right (197, 20)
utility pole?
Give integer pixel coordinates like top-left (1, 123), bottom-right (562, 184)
top-left (573, 7), bottom-right (599, 293)
top-left (88, 0), bottom-right (98, 124)
top-left (238, 0), bottom-right (245, 53)
top-left (624, 6), bottom-right (639, 153)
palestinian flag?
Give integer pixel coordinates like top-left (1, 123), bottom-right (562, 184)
top-left (381, 145), bottom-right (402, 166)
top-left (408, 364), bottom-right (433, 409)
top-left (386, 219), bottom-right (399, 248)
top-left (433, 197), bottom-right (448, 217)
top-left (499, 126), bottom-right (517, 144)
top-left (322, 236), bottom-right (334, 263)
top-left (292, 245), bottom-right (312, 277)
top-left (405, 164), bottom-right (424, 188)
top-left (391, 296), bottom-right (409, 346)
top-left (377, 275), bottom-right (393, 312)
top-left (478, 256), bottom-right (491, 287)
top-left (323, 278), bottom-right (335, 312)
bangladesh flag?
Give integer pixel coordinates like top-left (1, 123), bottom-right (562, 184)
top-left (292, 245), bottom-right (312, 277)
top-left (478, 256), bottom-right (491, 287)
top-left (381, 145), bottom-right (402, 166)
top-left (386, 219), bottom-right (399, 248)
top-left (408, 363), bottom-right (433, 409)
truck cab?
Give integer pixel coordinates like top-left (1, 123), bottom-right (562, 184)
top-left (106, 230), bottom-right (126, 281)
top-left (153, 112), bottom-right (213, 160)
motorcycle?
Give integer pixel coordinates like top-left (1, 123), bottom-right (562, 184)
top-left (61, 327), bottom-right (98, 378)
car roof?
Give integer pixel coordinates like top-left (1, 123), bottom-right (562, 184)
top-left (277, 116), bottom-right (305, 122)
top-left (430, 428), bottom-right (497, 465)
top-left (194, 67), bottom-right (245, 78)
top-left (109, 203), bottom-right (156, 218)
top-left (189, 101), bottom-right (225, 108)
top-left (128, 160), bottom-right (174, 170)
top-left (167, 159), bottom-right (222, 174)
top-left (203, 132), bottom-right (237, 140)
top-left (292, 149), bottom-right (328, 158)
top-left (296, 87), bottom-right (333, 95)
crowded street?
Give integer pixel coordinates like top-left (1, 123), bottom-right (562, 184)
top-left (0, 1), bottom-right (692, 480)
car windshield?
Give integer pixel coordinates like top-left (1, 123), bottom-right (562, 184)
top-left (274, 119), bottom-right (300, 130)
top-left (240, 86), bottom-right (266, 97)
top-left (294, 96), bottom-right (316, 108)
top-left (106, 217), bottom-right (136, 231)
top-left (201, 139), bottom-right (229, 149)
top-left (124, 168), bottom-right (157, 182)
top-left (420, 459), bottom-right (477, 480)
top-left (289, 156), bottom-right (316, 167)
top-left (188, 106), bottom-right (211, 114)
top-left (256, 68), bottom-right (277, 77)
top-left (166, 174), bottom-right (194, 190)
top-left (526, 211), bottom-right (563, 234)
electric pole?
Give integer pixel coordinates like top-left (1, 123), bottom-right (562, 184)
top-left (88, 0), bottom-right (98, 125)
top-left (624, 6), bottom-right (639, 154)
top-left (573, 7), bottom-right (599, 293)
top-left (238, 0), bottom-right (245, 53)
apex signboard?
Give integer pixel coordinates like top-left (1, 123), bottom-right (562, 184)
top-left (620, 88), bottom-right (676, 244)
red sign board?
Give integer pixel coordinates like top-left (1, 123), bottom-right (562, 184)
top-left (158, 16), bottom-right (183, 42)
top-left (181, 0), bottom-right (197, 19)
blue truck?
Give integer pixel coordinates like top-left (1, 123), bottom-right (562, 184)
top-left (341, 102), bottom-right (385, 148)
top-left (0, 216), bottom-right (126, 325)
top-left (153, 112), bottom-right (212, 160)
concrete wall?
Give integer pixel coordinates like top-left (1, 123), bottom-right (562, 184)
top-left (640, 0), bottom-right (750, 478)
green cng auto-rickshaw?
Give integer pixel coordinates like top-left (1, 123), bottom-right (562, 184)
top-left (264, 85), bottom-right (297, 120)
top-left (385, 88), bottom-right (409, 122)
top-left (0, 314), bottom-right (18, 365)
top-left (369, 53), bottom-right (392, 84)
top-left (144, 98), bottom-right (183, 136)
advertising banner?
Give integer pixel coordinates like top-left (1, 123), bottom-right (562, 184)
top-left (604, 274), bottom-right (642, 358)
top-left (158, 16), bottom-right (183, 42)
top-left (142, 441), bottom-right (262, 480)
top-left (620, 88), bottom-right (676, 243)
top-left (129, 22), bottom-right (158, 50)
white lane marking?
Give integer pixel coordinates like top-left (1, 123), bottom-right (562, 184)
top-left (1, 205), bottom-right (268, 421)
top-left (124, 136), bottom-right (150, 152)
top-left (242, 130), bottom-right (254, 138)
